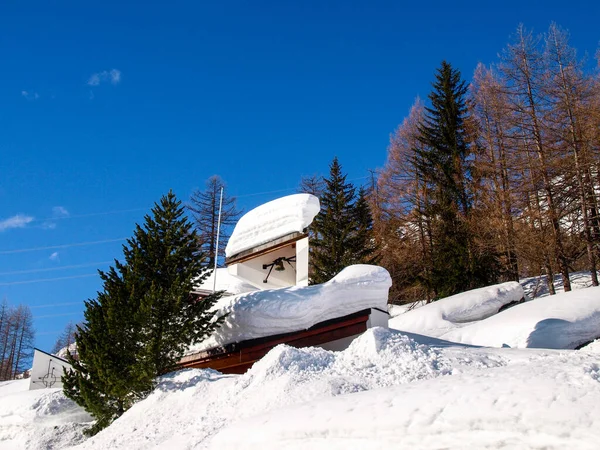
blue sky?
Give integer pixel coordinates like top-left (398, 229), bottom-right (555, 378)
top-left (1, 0), bottom-right (599, 353)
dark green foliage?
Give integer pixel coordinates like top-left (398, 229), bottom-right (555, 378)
top-left (310, 158), bottom-right (379, 284)
top-left (63, 191), bottom-right (223, 435)
top-left (414, 61), bottom-right (497, 298)
top-left (349, 186), bottom-right (379, 266)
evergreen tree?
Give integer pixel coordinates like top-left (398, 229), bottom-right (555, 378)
top-left (311, 158), bottom-right (379, 284)
top-left (63, 191), bottom-right (223, 435)
top-left (414, 61), bottom-right (484, 297)
top-left (348, 186), bottom-right (379, 265)
top-left (311, 158), bottom-right (356, 284)
top-left (188, 176), bottom-right (242, 267)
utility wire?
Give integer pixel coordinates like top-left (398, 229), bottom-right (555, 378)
top-left (30, 208), bottom-right (148, 224)
top-left (0, 261), bottom-right (113, 276)
top-left (34, 312), bottom-right (83, 319)
top-left (0, 238), bottom-right (127, 255)
top-left (30, 301), bottom-right (83, 309)
top-left (0, 273), bottom-right (98, 286)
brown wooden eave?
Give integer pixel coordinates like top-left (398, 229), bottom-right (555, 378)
top-left (179, 308), bottom-right (371, 374)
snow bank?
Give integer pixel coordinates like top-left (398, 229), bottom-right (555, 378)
top-left (73, 328), bottom-right (510, 450)
top-left (440, 286), bottom-right (600, 349)
top-left (0, 379), bottom-right (91, 450)
top-left (193, 268), bottom-right (258, 296)
top-left (389, 282), bottom-right (524, 337)
top-left (225, 193), bottom-right (320, 257)
top-left (213, 349), bottom-right (600, 450)
top-left (189, 265), bottom-right (392, 353)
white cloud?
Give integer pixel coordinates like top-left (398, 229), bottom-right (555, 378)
top-left (52, 206), bottom-right (70, 218)
top-left (0, 214), bottom-right (34, 232)
top-left (49, 252), bottom-right (60, 262)
top-left (21, 90), bottom-right (40, 101)
top-left (87, 69), bottom-right (122, 86)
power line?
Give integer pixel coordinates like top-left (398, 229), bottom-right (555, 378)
top-left (31, 207), bottom-right (148, 224)
top-left (34, 312), bottom-right (83, 319)
top-left (0, 238), bottom-right (127, 255)
top-left (0, 261), bottom-right (114, 277)
top-left (30, 301), bottom-right (83, 309)
top-left (0, 273), bottom-right (98, 286)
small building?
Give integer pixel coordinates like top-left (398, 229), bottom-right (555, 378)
top-left (29, 348), bottom-right (72, 390)
top-left (180, 193), bottom-right (391, 374)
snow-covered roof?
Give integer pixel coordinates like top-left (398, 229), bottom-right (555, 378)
top-left (193, 268), bottom-right (258, 296)
top-left (225, 193), bottom-right (320, 258)
top-left (188, 265), bottom-right (391, 353)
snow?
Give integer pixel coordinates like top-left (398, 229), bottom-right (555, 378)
top-left (213, 346), bottom-right (600, 450)
top-left (188, 265), bottom-right (392, 353)
top-left (4, 275), bottom-right (600, 449)
top-left (439, 286), bottom-right (600, 349)
top-left (389, 282), bottom-right (524, 337)
top-left (66, 327), bottom-right (600, 450)
top-left (0, 379), bottom-right (91, 450)
top-left (225, 193), bottom-right (320, 258)
top-left (193, 268), bottom-right (258, 296)
top-left (55, 343), bottom-right (78, 360)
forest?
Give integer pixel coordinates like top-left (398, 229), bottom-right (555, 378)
top-left (371, 24), bottom-right (600, 303)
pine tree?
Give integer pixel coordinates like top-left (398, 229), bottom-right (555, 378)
top-left (310, 158), bottom-right (357, 284)
top-left (348, 186), bottom-right (379, 265)
top-left (414, 61), bottom-right (483, 298)
top-left (63, 191), bottom-right (223, 435)
top-left (188, 176), bottom-right (242, 267)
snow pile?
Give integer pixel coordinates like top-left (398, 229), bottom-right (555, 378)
top-left (189, 265), bottom-right (392, 353)
top-left (439, 286), bottom-right (600, 349)
top-left (55, 343), bottom-right (78, 360)
top-left (193, 268), bottom-right (258, 296)
top-left (225, 193), bottom-right (320, 257)
top-left (581, 339), bottom-right (600, 353)
top-left (0, 379), bottom-right (91, 450)
top-left (389, 282), bottom-right (524, 337)
top-left (73, 328), bottom-right (508, 450)
top-left (213, 349), bottom-right (600, 450)
top-left (388, 300), bottom-right (427, 317)
top-left (70, 327), bottom-right (600, 450)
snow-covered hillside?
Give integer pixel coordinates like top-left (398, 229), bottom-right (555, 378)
top-left (0, 379), bottom-right (91, 450)
top-left (2, 275), bottom-right (599, 449)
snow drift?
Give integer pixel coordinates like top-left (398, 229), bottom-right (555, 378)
top-left (389, 282), bottom-right (524, 337)
top-left (0, 379), bottom-right (91, 450)
top-left (439, 286), bottom-right (600, 349)
top-left (225, 193), bottom-right (320, 258)
top-left (188, 265), bottom-right (392, 353)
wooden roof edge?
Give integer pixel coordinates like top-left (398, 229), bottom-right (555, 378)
top-left (181, 308), bottom-right (372, 364)
top-left (225, 230), bottom-right (308, 266)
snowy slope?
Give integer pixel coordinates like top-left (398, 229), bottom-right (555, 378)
top-left (73, 328), bottom-right (600, 450)
top-left (225, 193), bottom-right (320, 257)
top-left (389, 282), bottom-right (524, 336)
top-left (188, 265), bottom-right (392, 353)
top-left (439, 286), bottom-right (600, 349)
top-left (213, 348), bottom-right (600, 450)
top-left (0, 379), bottom-right (91, 450)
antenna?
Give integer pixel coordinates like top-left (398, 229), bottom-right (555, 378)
top-left (213, 186), bottom-right (224, 293)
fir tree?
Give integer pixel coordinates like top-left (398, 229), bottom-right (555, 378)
top-left (311, 158), bottom-right (356, 284)
top-left (414, 61), bottom-right (481, 297)
top-left (348, 186), bottom-right (379, 265)
top-left (63, 191), bottom-right (223, 435)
